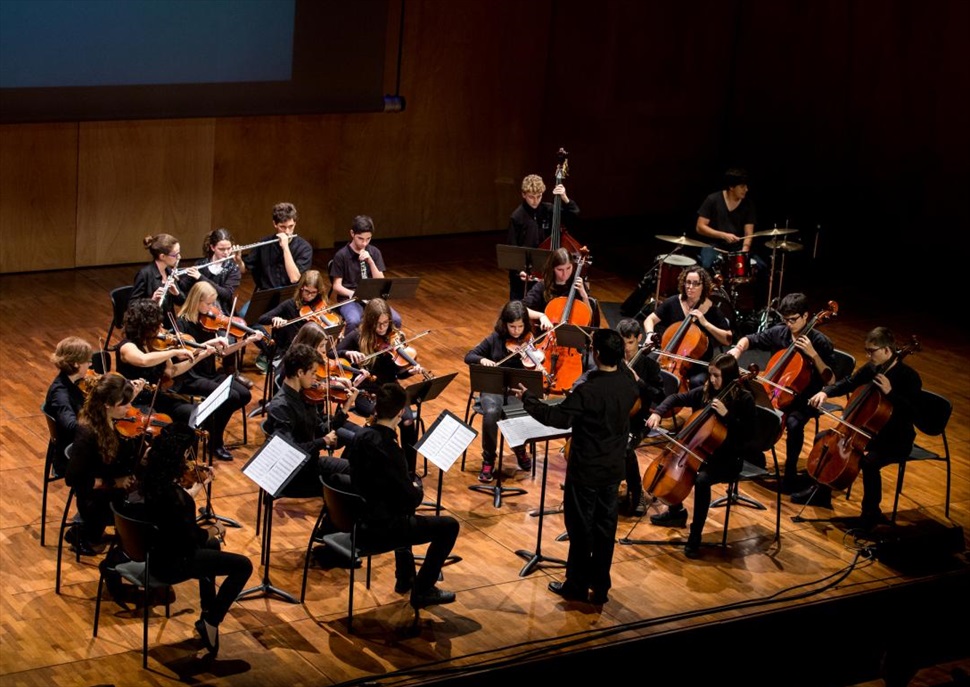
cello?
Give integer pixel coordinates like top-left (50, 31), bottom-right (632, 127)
top-left (540, 250), bottom-right (593, 394)
top-left (806, 336), bottom-right (921, 490)
top-left (641, 367), bottom-right (755, 507)
top-left (657, 308), bottom-right (710, 394)
top-left (759, 301), bottom-right (838, 411)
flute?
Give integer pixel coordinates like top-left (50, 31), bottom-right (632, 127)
top-left (173, 234), bottom-right (298, 276)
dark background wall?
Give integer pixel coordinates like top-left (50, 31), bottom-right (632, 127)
top-left (2, 0), bottom-right (967, 311)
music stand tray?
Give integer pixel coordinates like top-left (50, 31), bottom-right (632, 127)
top-left (354, 277), bottom-right (421, 302)
top-left (244, 284), bottom-right (299, 326)
top-left (496, 245), bottom-right (555, 275)
top-left (554, 323), bottom-right (597, 351)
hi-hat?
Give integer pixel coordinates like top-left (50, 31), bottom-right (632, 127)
top-left (750, 227), bottom-right (797, 238)
top-left (765, 238), bottom-right (804, 252)
top-left (655, 234), bottom-right (710, 248)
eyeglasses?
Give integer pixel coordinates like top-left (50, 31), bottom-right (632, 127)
top-left (167, 251), bottom-right (181, 258)
top-left (783, 315), bottom-right (802, 324)
top-left (864, 346), bottom-right (885, 355)
top-left (684, 280), bottom-right (702, 287)
top-left (376, 318), bottom-right (391, 326)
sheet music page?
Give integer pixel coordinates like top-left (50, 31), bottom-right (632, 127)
top-left (242, 434), bottom-right (308, 496)
top-left (498, 415), bottom-right (571, 448)
top-left (192, 373), bottom-right (233, 428)
top-left (414, 410), bottom-right (477, 472)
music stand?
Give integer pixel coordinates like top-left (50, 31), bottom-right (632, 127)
top-left (243, 284), bottom-right (299, 326)
top-left (466, 365), bottom-right (544, 507)
top-left (237, 434), bottom-right (311, 604)
top-left (406, 372), bottom-right (459, 478)
top-left (496, 245), bottom-right (555, 281)
top-left (505, 418), bottom-right (571, 576)
top-left (353, 277), bottom-right (421, 302)
top-left (188, 375), bottom-right (241, 529)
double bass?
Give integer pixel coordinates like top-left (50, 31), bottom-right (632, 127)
top-left (641, 368), bottom-right (755, 507)
top-left (759, 301), bottom-right (838, 411)
top-left (806, 337), bottom-right (921, 490)
top-left (540, 250), bottom-right (592, 394)
top-left (537, 148), bottom-right (586, 265)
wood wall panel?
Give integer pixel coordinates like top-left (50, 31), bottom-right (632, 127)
top-left (0, 123), bottom-right (78, 273)
top-left (75, 118), bottom-right (215, 267)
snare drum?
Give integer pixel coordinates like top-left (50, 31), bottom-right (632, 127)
top-left (657, 255), bottom-right (697, 297)
top-left (727, 252), bottom-right (754, 284)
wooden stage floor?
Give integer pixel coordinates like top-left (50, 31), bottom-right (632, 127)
top-left (1, 232), bottom-right (968, 687)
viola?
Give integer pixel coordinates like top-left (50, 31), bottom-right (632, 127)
top-left (806, 337), bottom-right (920, 490)
top-left (200, 308), bottom-right (271, 345)
top-left (760, 301), bottom-right (838, 411)
top-left (114, 407), bottom-right (173, 439)
top-left (657, 303), bottom-right (710, 393)
top-left (540, 249), bottom-right (592, 394)
top-left (641, 368), bottom-right (756, 507)
top-left (152, 330), bottom-right (205, 353)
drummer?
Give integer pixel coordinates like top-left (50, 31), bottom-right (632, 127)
top-left (695, 168), bottom-right (762, 274)
top-left (643, 265), bottom-right (733, 390)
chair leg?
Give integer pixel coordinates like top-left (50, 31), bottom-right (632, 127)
top-left (55, 490), bottom-right (75, 594)
top-left (721, 482), bottom-right (735, 547)
top-left (40, 474), bottom-right (52, 547)
top-left (300, 505), bottom-right (329, 603)
top-left (93, 572), bottom-right (105, 636)
top-left (891, 462), bottom-right (907, 524)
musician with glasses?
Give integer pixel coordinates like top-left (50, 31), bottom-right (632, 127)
top-left (805, 327), bottom-right (922, 528)
top-left (643, 266), bottom-right (732, 390)
top-left (726, 292), bottom-right (835, 497)
top-left (329, 215), bottom-right (402, 336)
top-left (132, 233), bottom-right (188, 320)
top-left (257, 270), bottom-right (335, 360)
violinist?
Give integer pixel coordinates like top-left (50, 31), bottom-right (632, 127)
top-left (523, 248), bottom-right (594, 331)
top-left (643, 265), bottom-right (732, 390)
top-left (511, 329), bottom-right (638, 605)
top-left (140, 423), bottom-right (253, 657)
top-left (264, 344), bottom-right (360, 496)
top-left (258, 269), bottom-right (336, 361)
top-left (64, 374), bottom-right (142, 556)
top-left (644, 354), bottom-right (755, 558)
top-left (803, 327), bottom-right (922, 525)
top-left (116, 298), bottom-right (217, 425)
top-left (131, 233), bottom-right (188, 318)
top-left (336, 298), bottom-right (421, 473)
top-left (727, 292), bottom-right (835, 495)
top-left (507, 174), bottom-right (579, 300)
top-left (44, 337), bottom-right (94, 477)
top-left (329, 215), bottom-right (403, 335)
top-left (463, 301), bottom-right (538, 483)
top-left (176, 282), bottom-right (260, 460)
top-left (616, 319), bottom-right (665, 516)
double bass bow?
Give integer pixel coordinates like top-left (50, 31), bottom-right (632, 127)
top-left (759, 301), bottom-right (839, 411)
top-left (805, 336), bottom-right (921, 491)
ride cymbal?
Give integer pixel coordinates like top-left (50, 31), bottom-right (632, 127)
top-left (765, 239), bottom-right (804, 252)
top-left (655, 234), bottom-right (710, 248)
top-left (749, 227), bottom-right (798, 238)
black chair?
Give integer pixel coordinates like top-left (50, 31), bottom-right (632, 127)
top-left (316, 480), bottom-right (415, 632)
top-left (40, 406), bottom-right (65, 547)
top-left (889, 389), bottom-right (953, 522)
top-left (813, 348), bottom-right (857, 434)
top-left (93, 503), bottom-right (189, 669)
top-left (104, 285), bottom-right (134, 349)
top-left (713, 405), bottom-right (784, 545)
top-left (54, 444), bottom-right (79, 594)
top-left (636, 369), bottom-right (683, 449)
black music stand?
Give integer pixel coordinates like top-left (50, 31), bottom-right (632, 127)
top-left (509, 420), bottom-right (571, 576)
top-left (244, 284), bottom-right (299, 326)
top-left (405, 371), bottom-right (459, 480)
top-left (466, 364), bottom-right (544, 508)
top-left (553, 323), bottom-right (598, 380)
top-left (237, 434), bottom-right (311, 604)
top-left (354, 277), bottom-right (421, 302)
top-left (496, 245), bottom-right (555, 281)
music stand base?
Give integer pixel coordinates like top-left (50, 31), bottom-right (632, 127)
top-left (530, 502), bottom-right (563, 517)
top-left (618, 537), bottom-right (687, 547)
top-left (236, 580), bottom-right (299, 604)
top-left (710, 494), bottom-right (767, 511)
top-left (468, 483), bottom-right (527, 509)
top-left (515, 549), bottom-right (566, 577)
top-left (197, 506), bottom-right (242, 528)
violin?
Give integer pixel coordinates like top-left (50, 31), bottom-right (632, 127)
top-left (657, 302), bottom-right (710, 393)
top-left (641, 367), bottom-right (756, 507)
top-left (303, 362), bottom-right (376, 405)
top-left (276, 299), bottom-right (343, 329)
top-left (114, 407), bottom-right (173, 439)
top-left (382, 332), bottom-right (434, 381)
top-left (152, 330), bottom-right (205, 353)
top-left (79, 370), bottom-right (156, 397)
top-left (200, 308), bottom-right (270, 345)
top-left (806, 337), bottom-right (920, 490)
top-left (504, 333), bottom-right (546, 369)
top-left (760, 301), bottom-right (838, 411)
top-left (179, 457), bottom-right (214, 490)
top-left (540, 249), bottom-right (592, 394)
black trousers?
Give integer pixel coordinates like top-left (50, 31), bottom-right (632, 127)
top-left (358, 514), bottom-right (459, 593)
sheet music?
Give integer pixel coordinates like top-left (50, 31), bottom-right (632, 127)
top-left (191, 373), bottom-right (233, 428)
top-left (242, 434), bottom-right (309, 497)
top-left (498, 415), bottom-right (571, 449)
top-left (414, 409), bottom-right (477, 473)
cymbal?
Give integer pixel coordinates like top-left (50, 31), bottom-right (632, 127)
top-left (749, 227), bottom-right (797, 238)
top-left (655, 234), bottom-right (710, 248)
top-left (765, 239), bottom-right (804, 252)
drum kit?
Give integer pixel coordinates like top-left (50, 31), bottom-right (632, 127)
top-left (645, 227), bottom-right (804, 333)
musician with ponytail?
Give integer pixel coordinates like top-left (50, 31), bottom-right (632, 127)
top-left (131, 233), bottom-right (188, 318)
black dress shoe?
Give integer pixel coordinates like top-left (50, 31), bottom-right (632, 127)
top-left (195, 618), bottom-right (219, 657)
top-left (410, 586), bottom-right (456, 609)
top-left (589, 589), bottom-right (609, 605)
top-left (547, 581), bottom-right (588, 602)
top-left (213, 446), bottom-right (234, 461)
top-left (791, 486), bottom-right (832, 507)
top-left (650, 507), bottom-right (688, 527)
